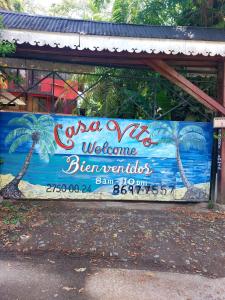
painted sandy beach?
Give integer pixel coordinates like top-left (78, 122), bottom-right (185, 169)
top-left (0, 174), bottom-right (210, 201)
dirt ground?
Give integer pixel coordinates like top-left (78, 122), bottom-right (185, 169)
top-left (0, 200), bottom-right (225, 279)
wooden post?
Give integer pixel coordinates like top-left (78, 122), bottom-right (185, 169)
top-left (27, 95), bottom-right (33, 112)
top-left (217, 62), bottom-right (225, 204)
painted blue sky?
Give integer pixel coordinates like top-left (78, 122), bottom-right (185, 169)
top-left (0, 112), bottom-right (213, 159)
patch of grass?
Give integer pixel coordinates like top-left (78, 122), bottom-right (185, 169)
top-left (3, 214), bottom-right (24, 225)
top-left (208, 201), bottom-right (214, 210)
top-left (1, 201), bottom-right (17, 211)
top-left (1, 201), bottom-right (25, 225)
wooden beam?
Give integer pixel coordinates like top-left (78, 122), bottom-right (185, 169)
top-left (144, 59), bottom-right (225, 115)
top-left (16, 44), bottom-right (224, 62)
top-left (217, 62), bottom-right (225, 203)
top-left (0, 57), bottom-right (93, 73)
top-left (12, 49), bottom-right (218, 73)
top-left (12, 50), bottom-right (147, 69)
top-left (13, 44), bottom-right (223, 69)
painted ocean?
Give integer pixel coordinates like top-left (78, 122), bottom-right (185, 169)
top-left (0, 151), bottom-right (212, 192)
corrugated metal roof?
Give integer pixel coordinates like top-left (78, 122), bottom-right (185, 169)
top-left (1, 9), bottom-right (225, 42)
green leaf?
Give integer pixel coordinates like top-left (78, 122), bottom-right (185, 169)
top-left (38, 140), bottom-right (50, 162)
top-left (37, 114), bottom-right (54, 125)
top-left (8, 134), bottom-right (31, 153)
top-left (23, 114), bottom-right (38, 124)
top-left (5, 128), bottom-right (32, 145)
top-left (39, 120), bottom-right (55, 128)
top-left (8, 117), bottom-right (34, 129)
top-left (39, 132), bottom-right (56, 155)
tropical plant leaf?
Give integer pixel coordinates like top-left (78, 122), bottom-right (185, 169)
top-left (40, 130), bottom-right (55, 140)
top-left (38, 140), bottom-right (50, 162)
top-left (180, 132), bottom-right (206, 151)
top-left (23, 114), bottom-right (38, 124)
top-left (8, 134), bottom-right (31, 153)
top-left (149, 122), bottom-right (173, 134)
top-left (8, 117), bottom-right (34, 129)
top-left (149, 122), bottom-right (175, 144)
top-left (37, 114), bottom-right (54, 123)
top-left (39, 133), bottom-right (56, 156)
top-left (157, 137), bottom-right (174, 144)
top-left (170, 122), bottom-right (179, 136)
top-left (46, 141), bottom-right (57, 156)
top-left (179, 125), bottom-right (205, 139)
top-left (39, 120), bottom-right (55, 128)
top-left (5, 128), bottom-right (32, 144)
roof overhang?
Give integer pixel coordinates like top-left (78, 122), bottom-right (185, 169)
top-left (1, 28), bottom-right (225, 57)
top-left (0, 91), bottom-right (26, 105)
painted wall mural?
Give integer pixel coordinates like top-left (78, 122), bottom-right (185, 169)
top-left (0, 112), bottom-right (213, 201)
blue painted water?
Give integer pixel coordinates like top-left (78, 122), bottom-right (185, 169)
top-left (0, 151), bottom-right (211, 191)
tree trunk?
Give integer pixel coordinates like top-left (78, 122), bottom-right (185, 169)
top-left (0, 141), bottom-right (36, 200)
top-left (175, 141), bottom-right (191, 189)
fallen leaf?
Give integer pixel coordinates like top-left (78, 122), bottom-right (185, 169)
top-left (62, 286), bottom-right (76, 291)
top-left (31, 219), bottom-right (47, 228)
top-left (145, 272), bottom-right (155, 277)
top-left (47, 259), bottom-right (55, 264)
top-left (74, 268), bottom-right (86, 272)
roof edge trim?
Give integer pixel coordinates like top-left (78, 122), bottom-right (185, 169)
top-left (1, 29), bottom-right (225, 57)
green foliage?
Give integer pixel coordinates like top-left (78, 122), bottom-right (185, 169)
top-left (1, 201), bottom-right (24, 225)
top-left (0, 0), bottom-right (12, 10)
top-left (3, 213), bottom-right (24, 225)
top-left (11, 0), bottom-right (24, 12)
top-left (49, 0), bottom-right (84, 18)
top-left (79, 66), bottom-right (215, 121)
top-left (0, 0), bottom-right (24, 31)
top-left (0, 17), bottom-right (16, 57)
top-left (48, 0), bottom-right (112, 20)
top-left (0, 201), bottom-right (26, 225)
top-left (5, 114), bottom-right (57, 162)
top-left (0, 0), bottom-right (24, 11)
top-left (0, 41), bottom-right (16, 57)
top-left (91, 0), bottom-right (225, 27)
top-left (176, 0), bottom-right (225, 28)
top-left (79, 68), bottom-right (161, 119)
top-left (112, 0), bottom-right (129, 23)
top-left (1, 200), bottom-right (16, 211)
top-left (91, 0), bottom-right (111, 10)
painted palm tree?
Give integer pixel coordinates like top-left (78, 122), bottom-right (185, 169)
top-left (0, 114), bottom-right (56, 199)
top-left (152, 122), bottom-right (207, 199)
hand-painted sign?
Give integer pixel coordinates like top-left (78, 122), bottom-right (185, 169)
top-left (0, 112), bottom-right (213, 201)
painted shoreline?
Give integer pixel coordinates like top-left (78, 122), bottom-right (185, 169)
top-left (0, 174), bottom-right (210, 201)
